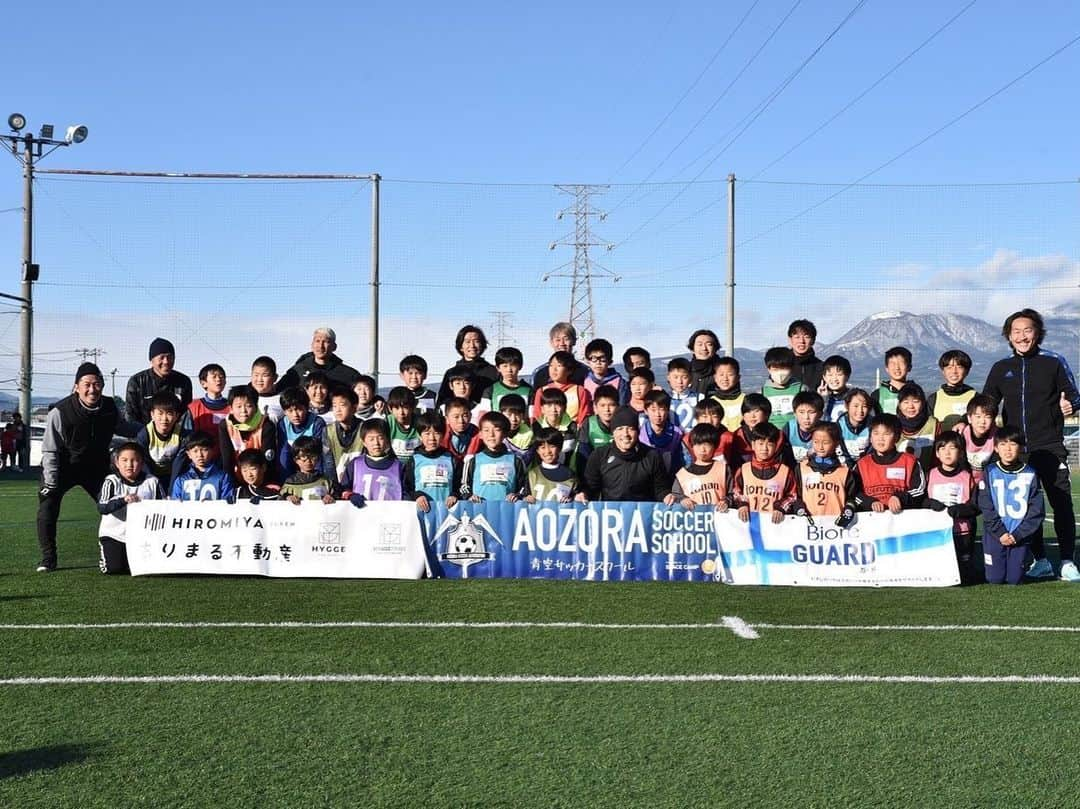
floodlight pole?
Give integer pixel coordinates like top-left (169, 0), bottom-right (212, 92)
top-left (19, 136), bottom-right (33, 422)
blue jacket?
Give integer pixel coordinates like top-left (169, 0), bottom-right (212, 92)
top-left (977, 461), bottom-right (1045, 542)
top-left (170, 460), bottom-right (235, 502)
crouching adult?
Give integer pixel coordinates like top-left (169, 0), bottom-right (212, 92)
top-left (583, 406), bottom-right (675, 503)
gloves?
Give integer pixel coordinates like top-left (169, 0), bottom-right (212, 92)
top-left (946, 504), bottom-right (963, 518)
top-left (349, 494), bottom-right (367, 509)
top-left (794, 505), bottom-right (815, 526)
top-left (925, 499), bottom-right (947, 512)
top-left (249, 496), bottom-right (261, 505)
top-left (835, 507), bottom-right (856, 529)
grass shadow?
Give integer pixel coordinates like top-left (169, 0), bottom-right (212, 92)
top-left (0, 743), bottom-right (98, 779)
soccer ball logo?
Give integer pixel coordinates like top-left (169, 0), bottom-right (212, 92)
top-left (434, 512), bottom-right (503, 578)
top-left (454, 534), bottom-right (478, 554)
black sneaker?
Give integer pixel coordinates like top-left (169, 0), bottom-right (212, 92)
top-left (35, 561), bottom-right (56, 573)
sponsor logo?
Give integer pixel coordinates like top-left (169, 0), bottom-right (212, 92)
top-left (433, 513), bottom-right (503, 577)
top-left (374, 523), bottom-right (403, 555)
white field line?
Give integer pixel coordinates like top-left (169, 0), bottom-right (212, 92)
top-left (752, 623), bottom-right (1080, 633)
top-left (2, 673), bottom-right (1080, 686)
top-left (721, 616), bottom-right (760, 638)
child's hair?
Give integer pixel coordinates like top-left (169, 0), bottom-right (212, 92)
top-left (1002, 308), bottom-right (1044, 345)
top-left (843, 387), bottom-right (873, 410)
top-left (548, 350), bottom-right (575, 369)
top-left (741, 393), bottom-right (772, 416)
top-left (228, 384), bottom-right (258, 405)
top-left (792, 391), bottom-right (825, 412)
top-left (354, 374), bottom-right (376, 393)
top-left (622, 346), bottom-right (651, 368)
top-left (666, 357), bottom-right (691, 374)
top-left (236, 448), bottom-right (267, 469)
top-left (360, 418), bottom-right (391, 440)
top-left (884, 346), bottom-right (913, 367)
top-left (494, 346), bottom-right (524, 367)
top-left (995, 425), bottom-right (1026, 446)
top-left (479, 411), bottom-right (510, 433)
top-left (445, 368), bottom-right (471, 384)
top-left (532, 426), bottom-right (563, 450)
top-left (787, 319), bottom-right (817, 340)
top-left (933, 430), bottom-right (966, 460)
top-left (198, 363), bottom-right (225, 382)
top-left (763, 347), bottom-right (795, 369)
top-left (686, 329), bottom-right (720, 352)
top-left (689, 422), bottom-right (720, 446)
top-left (251, 356), bottom-right (277, 375)
top-left (823, 355), bottom-right (852, 376)
top-left (415, 410), bottom-right (446, 435)
top-left (498, 394), bottom-right (527, 415)
top-left (444, 396), bottom-right (472, 417)
top-left (749, 422), bottom-right (781, 443)
top-left (291, 436), bottom-right (321, 458)
top-left (643, 389), bottom-right (671, 409)
top-left (810, 421), bottom-right (841, 444)
top-left (305, 371), bottom-right (330, 389)
top-left (329, 385), bottom-right (359, 407)
top-left (386, 386), bottom-right (417, 410)
top-left (149, 391), bottom-right (181, 414)
top-left (714, 356), bottom-right (740, 374)
top-left (399, 354), bottom-right (428, 375)
top-left (592, 385), bottom-right (620, 405)
top-left (184, 430), bottom-right (214, 450)
top-left (869, 413), bottom-right (901, 438)
top-left (694, 399), bottom-right (724, 419)
top-left (583, 338), bottom-right (613, 361)
top-left (938, 349), bottom-right (972, 370)
top-left (896, 383), bottom-right (926, 405)
top-left (539, 387), bottom-right (568, 407)
top-left (114, 440), bottom-right (144, 459)
top-left (628, 367), bottom-right (655, 385)
top-left (966, 393), bottom-right (998, 418)
top-left (279, 386), bottom-right (310, 410)
top-left (455, 325), bottom-right (489, 355)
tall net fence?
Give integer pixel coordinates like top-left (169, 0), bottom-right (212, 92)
top-left (1, 172), bottom-right (1076, 402)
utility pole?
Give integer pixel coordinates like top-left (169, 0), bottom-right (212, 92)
top-left (489, 310), bottom-right (513, 347)
top-left (2, 114), bottom-right (90, 421)
top-left (543, 185), bottom-right (618, 345)
top-left (110, 368), bottom-right (118, 398)
top-left (77, 347), bottom-right (105, 363)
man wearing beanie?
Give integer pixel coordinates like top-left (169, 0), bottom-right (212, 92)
top-left (583, 406), bottom-right (674, 503)
top-left (124, 337), bottom-right (193, 428)
top-left (36, 363), bottom-right (119, 571)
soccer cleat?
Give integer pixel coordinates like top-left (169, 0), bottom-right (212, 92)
top-left (1026, 557), bottom-right (1055, 579)
top-left (1060, 561), bottom-right (1080, 583)
top-left (35, 562), bottom-right (56, 573)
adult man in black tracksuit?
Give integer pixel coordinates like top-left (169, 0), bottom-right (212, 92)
top-left (983, 308), bottom-right (1080, 582)
top-left (37, 363), bottom-right (120, 571)
top-left (277, 327), bottom-right (362, 391)
top-left (124, 337), bottom-right (193, 429)
top-left (787, 319), bottom-right (825, 394)
top-left (583, 407), bottom-right (675, 503)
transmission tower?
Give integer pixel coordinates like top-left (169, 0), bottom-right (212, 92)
top-left (543, 185), bottom-right (618, 344)
top-left (489, 311), bottom-right (513, 347)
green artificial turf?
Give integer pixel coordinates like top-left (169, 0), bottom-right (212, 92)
top-left (1, 474), bottom-right (1078, 808)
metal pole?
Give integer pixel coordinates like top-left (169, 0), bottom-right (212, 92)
top-left (369, 174), bottom-right (380, 382)
top-left (726, 173), bottom-right (735, 358)
top-left (19, 135), bottom-right (33, 421)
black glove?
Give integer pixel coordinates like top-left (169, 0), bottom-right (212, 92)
top-left (925, 499), bottom-right (947, 512)
top-left (946, 504), bottom-right (962, 518)
top-left (835, 507), bottom-right (856, 529)
top-left (794, 505), bottom-right (815, 526)
top-left (249, 496), bottom-right (261, 505)
top-left (349, 493), bottom-right (367, 508)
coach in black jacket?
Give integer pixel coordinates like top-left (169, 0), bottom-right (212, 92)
top-left (125, 337), bottom-right (193, 428)
top-left (37, 362), bottom-right (119, 571)
top-left (983, 308), bottom-right (1080, 580)
top-left (583, 407), bottom-right (674, 503)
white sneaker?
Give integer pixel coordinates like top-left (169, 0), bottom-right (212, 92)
top-left (1026, 557), bottom-right (1055, 579)
top-left (1060, 561), bottom-right (1080, 583)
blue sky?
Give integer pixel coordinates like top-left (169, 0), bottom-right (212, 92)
top-left (1, 1), bottom-right (1078, 396)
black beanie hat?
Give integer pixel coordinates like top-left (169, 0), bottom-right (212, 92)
top-left (148, 337), bottom-right (175, 360)
top-left (610, 406), bottom-right (640, 432)
top-left (75, 362), bottom-right (103, 383)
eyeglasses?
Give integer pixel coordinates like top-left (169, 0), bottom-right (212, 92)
top-left (586, 355), bottom-right (608, 362)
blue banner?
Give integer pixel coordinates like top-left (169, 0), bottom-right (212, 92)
top-left (420, 501), bottom-right (723, 582)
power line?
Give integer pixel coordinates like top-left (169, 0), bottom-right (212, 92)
top-left (606, 0), bottom-right (805, 219)
top-left (748, 0), bottom-right (979, 179)
top-left (607, 0), bottom-right (762, 182)
top-left (738, 31), bottom-right (1080, 249)
top-left (613, 0), bottom-right (870, 249)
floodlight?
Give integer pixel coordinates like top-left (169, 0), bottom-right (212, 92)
top-left (39, 124), bottom-right (54, 139)
top-left (65, 124), bottom-right (88, 144)
top-left (7, 113), bottom-right (26, 131)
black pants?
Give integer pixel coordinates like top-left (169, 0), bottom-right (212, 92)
top-left (98, 536), bottom-right (130, 575)
top-left (36, 468), bottom-right (106, 567)
top-left (1028, 448), bottom-right (1076, 565)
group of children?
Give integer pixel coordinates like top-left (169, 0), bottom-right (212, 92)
top-left (97, 338), bottom-right (1048, 586)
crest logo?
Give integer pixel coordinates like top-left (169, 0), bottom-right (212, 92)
top-left (433, 512), bottom-right (504, 577)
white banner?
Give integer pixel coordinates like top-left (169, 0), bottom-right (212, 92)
top-left (716, 510), bottom-right (960, 587)
top-left (126, 501), bottom-right (428, 579)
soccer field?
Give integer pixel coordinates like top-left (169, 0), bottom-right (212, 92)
top-left (2, 475), bottom-right (1079, 808)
